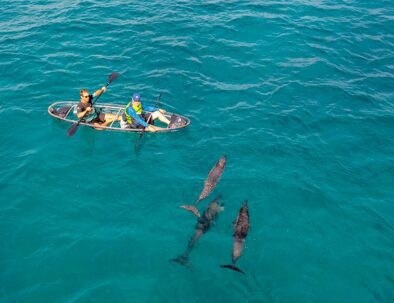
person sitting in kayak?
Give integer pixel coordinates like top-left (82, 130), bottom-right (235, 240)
top-left (120, 93), bottom-right (170, 132)
top-left (76, 87), bottom-right (119, 128)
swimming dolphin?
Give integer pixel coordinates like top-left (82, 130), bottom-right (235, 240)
top-left (172, 196), bottom-right (224, 265)
top-left (180, 155), bottom-right (227, 217)
top-left (221, 200), bottom-right (250, 274)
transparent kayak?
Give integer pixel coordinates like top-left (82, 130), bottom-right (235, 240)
top-left (48, 101), bottom-right (191, 133)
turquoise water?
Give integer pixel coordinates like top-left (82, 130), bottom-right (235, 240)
top-left (1, 0), bottom-right (393, 302)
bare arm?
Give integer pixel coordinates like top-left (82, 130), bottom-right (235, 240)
top-left (93, 86), bottom-right (107, 97)
top-left (77, 106), bottom-right (92, 119)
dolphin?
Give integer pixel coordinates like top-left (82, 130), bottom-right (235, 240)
top-left (221, 200), bottom-right (250, 274)
top-left (180, 155), bottom-right (227, 217)
top-left (172, 196), bottom-right (224, 265)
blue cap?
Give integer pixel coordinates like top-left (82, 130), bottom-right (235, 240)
top-left (132, 93), bottom-right (141, 101)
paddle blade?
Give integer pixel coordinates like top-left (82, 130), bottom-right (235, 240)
top-left (134, 132), bottom-right (144, 151)
top-left (67, 122), bottom-right (79, 136)
top-left (108, 72), bottom-right (120, 84)
top-left (134, 93), bottom-right (161, 151)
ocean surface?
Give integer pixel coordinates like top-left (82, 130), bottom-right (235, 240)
top-left (1, 1), bottom-right (393, 302)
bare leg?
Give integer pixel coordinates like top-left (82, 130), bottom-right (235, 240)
top-left (93, 120), bottom-right (112, 130)
top-left (145, 125), bottom-right (168, 132)
top-left (93, 113), bottom-right (120, 130)
top-left (150, 111), bottom-right (170, 125)
top-left (104, 113), bottom-right (121, 121)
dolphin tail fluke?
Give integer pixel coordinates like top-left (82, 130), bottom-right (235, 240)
top-left (171, 254), bottom-right (189, 266)
top-left (220, 264), bottom-right (245, 274)
top-left (179, 205), bottom-right (201, 218)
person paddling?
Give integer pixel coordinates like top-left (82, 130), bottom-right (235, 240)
top-left (76, 87), bottom-right (119, 128)
top-left (120, 93), bottom-right (170, 132)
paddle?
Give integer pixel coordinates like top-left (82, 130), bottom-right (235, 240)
top-left (134, 93), bottom-right (162, 151)
top-left (67, 72), bottom-right (120, 137)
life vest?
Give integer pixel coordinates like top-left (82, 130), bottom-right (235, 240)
top-left (124, 101), bottom-right (142, 124)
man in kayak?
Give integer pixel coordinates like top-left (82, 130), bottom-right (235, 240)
top-left (76, 87), bottom-right (120, 127)
top-left (120, 93), bottom-right (170, 132)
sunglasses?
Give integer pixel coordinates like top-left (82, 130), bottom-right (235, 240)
top-left (82, 95), bottom-right (89, 98)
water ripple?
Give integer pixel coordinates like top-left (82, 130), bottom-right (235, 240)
top-left (1, 1), bottom-right (393, 302)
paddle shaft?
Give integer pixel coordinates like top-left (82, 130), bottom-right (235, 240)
top-left (134, 93), bottom-right (162, 150)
